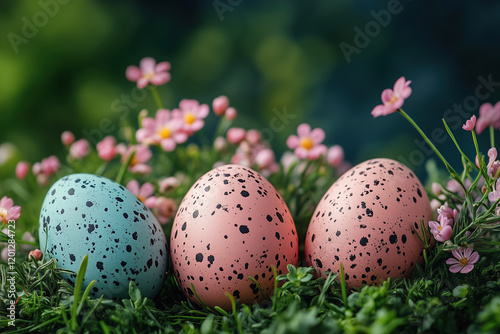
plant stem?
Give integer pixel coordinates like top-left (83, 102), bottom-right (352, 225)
top-left (490, 125), bottom-right (495, 148)
top-left (150, 86), bottom-right (164, 109)
top-left (442, 119), bottom-right (478, 171)
top-left (398, 109), bottom-right (462, 184)
top-left (116, 150), bottom-right (135, 184)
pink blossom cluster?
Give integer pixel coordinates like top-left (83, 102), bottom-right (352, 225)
top-left (429, 205), bottom-right (457, 242)
top-left (212, 95), bottom-right (237, 120)
top-left (226, 128), bottom-right (279, 176)
top-left (126, 57), bottom-right (171, 89)
top-left (32, 156), bottom-right (60, 186)
top-left (136, 100), bottom-right (209, 152)
top-left (126, 179), bottom-right (177, 225)
top-left (62, 131), bottom-right (90, 160)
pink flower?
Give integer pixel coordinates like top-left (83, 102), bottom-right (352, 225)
top-left (126, 57), bottom-right (171, 89)
top-left (213, 137), bottom-right (227, 152)
top-left (327, 145), bottom-right (344, 167)
top-left (33, 156), bottom-right (60, 186)
top-left (28, 249), bottom-right (43, 261)
top-left (225, 107), bottom-right (237, 120)
top-left (446, 179), bottom-right (465, 198)
top-left (476, 101), bottom-right (500, 134)
top-left (159, 177), bottom-right (180, 193)
top-left (136, 109), bottom-right (187, 151)
top-left (154, 197), bottom-right (177, 225)
top-left (97, 136), bottom-right (118, 162)
top-left (172, 99), bottom-right (209, 135)
top-left (462, 115), bottom-right (476, 131)
top-left (69, 139), bottom-right (90, 159)
top-left (487, 148), bottom-right (500, 180)
top-left (286, 124), bottom-right (327, 160)
top-left (0, 196), bottom-right (21, 225)
top-left (431, 182), bottom-right (442, 196)
top-left (446, 247), bottom-right (479, 274)
top-left (117, 144), bottom-right (152, 174)
top-left (213, 96), bottom-right (229, 116)
top-left (371, 77), bottom-right (412, 117)
top-left (21, 231), bottom-right (35, 252)
top-left (16, 161), bottom-right (29, 179)
top-left (437, 205), bottom-right (458, 227)
top-left (61, 131), bottom-right (75, 146)
top-left (126, 180), bottom-right (157, 208)
top-left (255, 148), bottom-right (275, 169)
top-left (227, 128), bottom-right (246, 144)
top-left (429, 219), bottom-right (453, 242)
top-left (489, 179), bottom-right (500, 204)
top-left (246, 130), bottom-right (261, 145)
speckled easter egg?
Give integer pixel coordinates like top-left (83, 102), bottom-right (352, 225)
top-left (171, 164), bottom-right (299, 310)
top-left (305, 159), bottom-right (432, 287)
top-left (39, 174), bottom-right (168, 299)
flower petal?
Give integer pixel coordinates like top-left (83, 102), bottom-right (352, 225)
top-left (140, 183), bottom-right (155, 198)
top-left (310, 128), bottom-right (325, 144)
top-left (286, 135), bottom-right (300, 149)
top-left (297, 123), bottom-right (311, 138)
top-left (468, 251), bottom-right (480, 264)
top-left (460, 264), bottom-right (474, 274)
top-left (126, 180), bottom-right (140, 195)
top-left (381, 89), bottom-right (394, 104)
top-left (150, 72), bottom-right (170, 86)
top-left (155, 61), bottom-right (171, 73)
top-left (451, 249), bottom-right (462, 260)
top-left (125, 66), bottom-right (141, 81)
top-left (446, 258), bottom-right (459, 265)
top-left (449, 264), bottom-right (463, 273)
top-left (139, 57), bottom-right (156, 73)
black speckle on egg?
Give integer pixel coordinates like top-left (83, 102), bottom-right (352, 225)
top-left (196, 253), bottom-right (203, 262)
top-left (86, 201), bottom-right (93, 207)
top-left (240, 190), bottom-right (249, 197)
top-left (389, 234), bottom-right (398, 244)
top-left (360, 237), bottom-right (368, 246)
top-left (239, 225), bottom-right (249, 234)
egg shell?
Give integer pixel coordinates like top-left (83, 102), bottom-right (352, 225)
top-left (39, 173), bottom-right (168, 299)
top-left (170, 164), bottom-right (299, 310)
top-left (305, 158), bottom-right (432, 287)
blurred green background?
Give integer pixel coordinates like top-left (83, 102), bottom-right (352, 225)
top-left (1, 0), bottom-right (499, 181)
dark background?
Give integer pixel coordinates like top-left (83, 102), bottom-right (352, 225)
top-left (1, 0), bottom-right (499, 180)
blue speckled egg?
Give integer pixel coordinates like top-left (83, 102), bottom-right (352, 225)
top-left (39, 173), bottom-right (168, 299)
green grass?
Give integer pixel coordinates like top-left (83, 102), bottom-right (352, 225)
top-left (1, 249), bottom-right (500, 333)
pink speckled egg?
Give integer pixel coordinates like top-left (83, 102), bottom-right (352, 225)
top-left (171, 164), bottom-right (299, 310)
top-left (305, 158), bottom-right (432, 287)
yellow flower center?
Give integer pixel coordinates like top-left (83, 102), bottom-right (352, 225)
top-left (300, 137), bottom-right (314, 150)
top-left (389, 94), bottom-right (398, 104)
top-left (130, 155), bottom-right (139, 167)
top-left (158, 127), bottom-right (171, 139)
top-left (0, 208), bottom-right (7, 221)
top-left (137, 195), bottom-right (146, 204)
top-left (459, 257), bottom-right (469, 266)
top-left (185, 112), bottom-right (196, 125)
top-left (143, 72), bottom-right (155, 80)
top-left (437, 225), bottom-right (442, 231)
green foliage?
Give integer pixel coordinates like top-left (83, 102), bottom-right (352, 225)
top-left (1, 257), bottom-right (500, 333)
